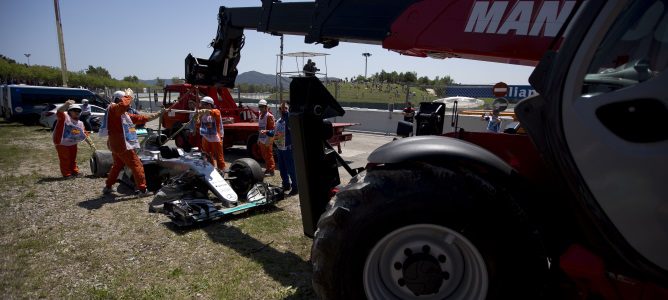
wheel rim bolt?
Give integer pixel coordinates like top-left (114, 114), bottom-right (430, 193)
top-left (443, 271), bottom-right (450, 280)
top-left (438, 255), bottom-right (447, 263)
top-left (404, 248), bottom-right (412, 256)
top-left (394, 262), bottom-right (402, 270)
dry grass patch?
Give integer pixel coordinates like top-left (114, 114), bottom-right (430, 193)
top-left (0, 119), bottom-right (315, 299)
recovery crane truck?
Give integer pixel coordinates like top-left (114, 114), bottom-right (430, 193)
top-left (159, 83), bottom-right (355, 160)
top-left (187, 0), bottom-right (668, 298)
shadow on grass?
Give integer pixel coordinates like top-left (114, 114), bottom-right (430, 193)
top-left (77, 192), bottom-right (146, 210)
top-left (36, 175), bottom-right (102, 183)
top-left (0, 121), bottom-right (25, 127)
top-left (163, 205), bottom-right (315, 299)
top-left (36, 176), bottom-right (71, 183)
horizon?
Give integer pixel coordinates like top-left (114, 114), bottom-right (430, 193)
top-left (0, 1), bottom-right (535, 85)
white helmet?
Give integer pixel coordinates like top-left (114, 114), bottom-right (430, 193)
top-left (201, 96), bottom-right (214, 106)
top-left (258, 99), bottom-right (268, 106)
top-left (112, 90), bottom-right (125, 101)
top-left (68, 104), bottom-right (82, 112)
top-left (82, 99), bottom-right (89, 103)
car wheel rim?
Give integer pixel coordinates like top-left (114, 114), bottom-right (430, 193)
top-left (363, 224), bottom-right (488, 300)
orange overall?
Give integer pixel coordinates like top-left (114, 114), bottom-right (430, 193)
top-left (258, 111), bottom-right (276, 172)
top-left (199, 109), bottom-right (225, 170)
top-left (104, 96), bottom-right (149, 191)
top-left (53, 112), bottom-right (87, 177)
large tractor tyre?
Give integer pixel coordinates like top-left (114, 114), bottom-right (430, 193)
top-left (90, 150), bottom-right (113, 178)
top-left (311, 164), bottom-right (548, 300)
top-left (246, 134), bottom-right (263, 162)
top-left (229, 158), bottom-right (264, 197)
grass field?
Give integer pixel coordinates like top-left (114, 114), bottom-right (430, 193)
top-left (0, 120), bottom-right (315, 299)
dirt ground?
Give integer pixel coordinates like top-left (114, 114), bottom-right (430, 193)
top-left (0, 120), bottom-right (315, 299)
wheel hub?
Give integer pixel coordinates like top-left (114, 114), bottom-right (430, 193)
top-left (363, 224), bottom-right (488, 300)
top-left (400, 251), bottom-right (445, 296)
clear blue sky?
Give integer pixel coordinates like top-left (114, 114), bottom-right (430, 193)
top-left (0, 0), bottom-right (534, 85)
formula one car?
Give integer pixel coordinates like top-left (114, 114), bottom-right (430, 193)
top-left (89, 127), bottom-right (284, 226)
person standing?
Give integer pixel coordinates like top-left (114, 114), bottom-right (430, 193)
top-left (80, 99), bottom-right (92, 131)
top-left (257, 99), bottom-right (276, 176)
top-left (100, 89), bottom-right (159, 195)
top-left (196, 96), bottom-right (225, 171)
top-left (53, 100), bottom-right (88, 178)
top-left (482, 109), bottom-right (502, 133)
top-left (303, 59), bottom-right (318, 77)
top-left (403, 102), bottom-right (416, 122)
top-left (269, 102), bottom-right (298, 195)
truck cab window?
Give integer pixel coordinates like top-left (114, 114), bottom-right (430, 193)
top-left (582, 0), bottom-right (668, 96)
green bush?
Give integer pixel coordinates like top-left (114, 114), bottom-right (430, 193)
top-left (0, 55), bottom-right (150, 89)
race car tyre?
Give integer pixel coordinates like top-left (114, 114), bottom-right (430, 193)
top-left (229, 158), bottom-right (264, 197)
top-left (246, 134), bottom-right (263, 162)
top-left (311, 163), bottom-right (548, 300)
top-left (90, 116), bottom-right (101, 132)
top-left (172, 122), bottom-right (192, 152)
top-left (144, 164), bottom-right (162, 192)
top-left (117, 171), bottom-right (135, 194)
top-left (115, 164), bottom-right (162, 193)
top-left (90, 150), bottom-right (113, 178)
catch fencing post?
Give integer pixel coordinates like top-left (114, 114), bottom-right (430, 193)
top-left (148, 88), bottom-right (153, 112)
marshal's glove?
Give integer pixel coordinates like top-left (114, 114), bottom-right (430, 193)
top-left (197, 109), bottom-right (211, 117)
top-left (85, 136), bottom-right (97, 152)
top-left (58, 99), bottom-right (76, 112)
top-left (144, 112), bottom-right (161, 122)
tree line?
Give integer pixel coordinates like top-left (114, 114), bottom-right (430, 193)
top-left (355, 70), bottom-right (455, 86)
top-left (0, 54), bottom-right (151, 89)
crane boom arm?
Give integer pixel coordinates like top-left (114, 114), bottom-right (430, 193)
top-left (186, 0), bottom-right (580, 87)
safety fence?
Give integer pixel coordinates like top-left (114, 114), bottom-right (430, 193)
top-left (110, 83), bottom-right (536, 113)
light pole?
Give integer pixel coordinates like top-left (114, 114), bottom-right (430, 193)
top-left (53, 0), bottom-right (69, 87)
top-left (24, 53), bottom-right (31, 65)
top-left (362, 52), bottom-right (371, 78)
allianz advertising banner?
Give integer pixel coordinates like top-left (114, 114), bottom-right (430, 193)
top-left (444, 85), bottom-right (536, 102)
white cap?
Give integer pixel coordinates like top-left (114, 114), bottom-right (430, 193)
top-left (258, 99), bottom-right (267, 106)
top-left (68, 104), bottom-right (82, 112)
top-left (82, 99), bottom-right (89, 103)
top-left (201, 96), bottom-right (214, 105)
top-left (113, 90), bottom-right (126, 100)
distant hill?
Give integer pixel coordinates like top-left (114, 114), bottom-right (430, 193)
top-left (139, 79), bottom-right (158, 86)
top-left (139, 79), bottom-right (181, 86)
top-left (138, 72), bottom-right (284, 87)
top-left (237, 71), bottom-right (290, 87)
top-left (139, 71), bottom-right (340, 87)
top-left (237, 71), bottom-right (341, 87)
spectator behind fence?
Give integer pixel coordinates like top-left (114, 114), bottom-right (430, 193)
top-left (403, 102), bottom-right (415, 123)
